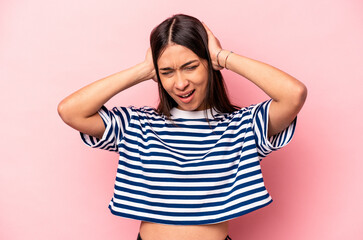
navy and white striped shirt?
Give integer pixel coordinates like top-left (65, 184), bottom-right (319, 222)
top-left (80, 99), bottom-right (296, 225)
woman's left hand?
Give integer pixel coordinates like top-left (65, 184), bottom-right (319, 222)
top-left (202, 22), bottom-right (223, 70)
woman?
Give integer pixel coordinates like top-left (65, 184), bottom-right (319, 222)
top-left (58, 14), bottom-right (307, 240)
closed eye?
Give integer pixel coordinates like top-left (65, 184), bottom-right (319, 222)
top-left (185, 65), bottom-right (198, 71)
top-left (160, 64), bottom-right (199, 76)
top-left (160, 71), bottom-right (173, 76)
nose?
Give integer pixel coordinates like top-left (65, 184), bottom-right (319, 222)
top-left (174, 71), bottom-right (189, 90)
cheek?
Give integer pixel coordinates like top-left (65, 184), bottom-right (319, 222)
top-left (196, 66), bottom-right (209, 83)
top-left (196, 72), bottom-right (209, 89)
top-left (160, 78), bottom-right (173, 94)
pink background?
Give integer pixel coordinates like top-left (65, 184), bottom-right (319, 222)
top-left (1, 0), bottom-right (362, 239)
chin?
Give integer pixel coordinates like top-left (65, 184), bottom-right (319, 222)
top-left (178, 104), bottom-right (203, 111)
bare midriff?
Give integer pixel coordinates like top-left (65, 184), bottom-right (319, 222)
top-left (139, 220), bottom-right (229, 240)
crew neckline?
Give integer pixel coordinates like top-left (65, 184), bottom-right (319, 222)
top-left (170, 107), bottom-right (221, 119)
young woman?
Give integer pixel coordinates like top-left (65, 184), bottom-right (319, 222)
top-left (58, 14), bottom-right (307, 240)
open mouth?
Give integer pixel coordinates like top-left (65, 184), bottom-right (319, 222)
top-left (178, 90), bottom-right (195, 98)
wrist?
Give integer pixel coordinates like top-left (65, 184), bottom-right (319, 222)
top-left (216, 49), bottom-right (224, 68)
top-left (218, 49), bottom-right (233, 70)
top-left (134, 62), bottom-right (155, 83)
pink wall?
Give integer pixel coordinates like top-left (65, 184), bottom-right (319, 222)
top-left (1, 0), bottom-right (362, 239)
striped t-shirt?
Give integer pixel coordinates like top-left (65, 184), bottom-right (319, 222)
top-left (80, 99), bottom-right (296, 225)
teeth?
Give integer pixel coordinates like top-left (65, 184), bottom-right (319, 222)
top-left (181, 91), bottom-right (193, 98)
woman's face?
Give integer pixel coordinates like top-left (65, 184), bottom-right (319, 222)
top-left (157, 44), bottom-right (209, 111)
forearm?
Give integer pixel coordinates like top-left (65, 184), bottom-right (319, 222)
top-left (218, 50), bottom-right (306, 106)
top-left (58, 62), bottom-right (151, 122)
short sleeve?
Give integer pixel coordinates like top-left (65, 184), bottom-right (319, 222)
top-left (250, 99), bottom-right (297, 160)
top-left (79, 105), bottom-right (132, 152)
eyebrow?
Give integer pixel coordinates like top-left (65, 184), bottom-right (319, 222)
top-left (159, 60), bottom-right (199, 71)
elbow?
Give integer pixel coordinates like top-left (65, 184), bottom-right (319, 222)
top-left (57, 100), bottom-right (72, 124)
top-left (291, 82), bottom-right (308, 110)
top-left (298, 82), bottom-right (308, 105)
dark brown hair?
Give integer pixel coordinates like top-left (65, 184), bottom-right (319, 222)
top-left (150, 14), bottom-right (238, 117)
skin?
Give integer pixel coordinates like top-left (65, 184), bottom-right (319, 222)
top-left (57, 22), bottom-right (307, 240)
top-left (157, 44), bottom-right (209, 111)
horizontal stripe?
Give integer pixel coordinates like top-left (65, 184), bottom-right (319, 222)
top-left (114, 168), bottom-right (263, 193)
top-left (113, 182), bottom-right (267, 205)
top-left (79, 99), bottom-right (296, 224)
top-left (108, 195), bottom-right (272, 225)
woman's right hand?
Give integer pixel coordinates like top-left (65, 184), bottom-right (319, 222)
top-left (58, 47), bottom-right (158, 139)
top-left (143, 48), bottom-right (157, 82)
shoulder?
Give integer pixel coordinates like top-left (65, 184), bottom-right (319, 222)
top-left (221, 99), bottom-right (272, 123)
top-left (124, 106), bottom-right (164, 121)
top-left (237, 99), bottom-right (272, 116)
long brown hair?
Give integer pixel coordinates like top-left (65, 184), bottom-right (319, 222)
top-left (150, 14), bottom-right (238, 117)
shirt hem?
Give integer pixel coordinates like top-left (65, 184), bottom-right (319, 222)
top-left (107, 197), bottom-right (273, 225)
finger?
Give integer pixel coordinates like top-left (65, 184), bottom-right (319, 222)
top-left (202, 22), bottom-right (213, 35)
